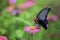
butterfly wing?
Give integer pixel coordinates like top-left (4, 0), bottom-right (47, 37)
top-left (37, 8), bottom-right (51, 20)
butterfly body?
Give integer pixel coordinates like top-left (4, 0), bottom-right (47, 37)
top-left (34, 8), bottom-right (51, 30)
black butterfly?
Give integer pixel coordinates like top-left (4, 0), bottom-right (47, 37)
top-left (34, 8), bottom-right (51, 30)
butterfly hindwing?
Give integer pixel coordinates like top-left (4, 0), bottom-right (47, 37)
top-left (37, 19), bottom-right (48, 30)
top-left (43, 19), bottom-right (48, 29)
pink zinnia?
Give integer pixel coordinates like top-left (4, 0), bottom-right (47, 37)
top-left (8, 0), bottom-right (17, 4)
top-left (24, 26), bottom-right (40, 34)
top-left (0, 36), bottom-right (7, 40)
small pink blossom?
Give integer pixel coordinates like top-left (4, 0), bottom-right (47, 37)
top-left (47, 15), bottom-right (58, 22)
top-left (24, 26), bottom-right (40, 34)
top-left (0, 36), bottom-right (7, 40)
top-left (8, 0), bottom-right (17, 4)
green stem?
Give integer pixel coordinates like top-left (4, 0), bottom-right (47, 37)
top-left (29, 33), bottom-right (33, 40)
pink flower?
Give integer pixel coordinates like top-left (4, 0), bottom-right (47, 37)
top-left (11, 10), bottom-right (17, 15)
top-left (24, 1), bottom-right (35, 8)
top-left (0, 36), bottom-right (7, 40)
top-left (11, 9), bottom-right (20, 16)
top-left (24, 26), bottom-right (40, 34)
top-left (8, 0), bottom-right (17, 4)
top-left (6, 5), bottom-right (21, 16)
top-left (47, 15), bottom-right (58, 22)
top-left (18, 1), bottom-right (35, 10)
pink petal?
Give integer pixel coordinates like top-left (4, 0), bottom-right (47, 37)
top-left (30, 30), bottom-right (34, 33)
top-left (34, 29), bottom-right (40, 32)
top-left (0, 36), bottom-right (7, 40)
top-left (8, 0), bottom-right (17, 4)
top-left (18, 1), bottom-right (35, 9)
top-left (47, 15), bottom-right (58, 21)
top-left (6, 5), bottom-right (15, 12)
top-left (24, 1), bottom-right (35, 8)
top-left (35, 26), bottom-right (40, 29)
top-left (24, 26), bottom-right (30, 32)
top-left (51, 15), bottom-right (58, 21)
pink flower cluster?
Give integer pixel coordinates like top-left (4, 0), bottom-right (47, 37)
top-left (0, 36), bottom-right (7, 40)
top-left (24, 26), bottom-right (40, 34)
top-left (7, 0), bottom-right (35, 15)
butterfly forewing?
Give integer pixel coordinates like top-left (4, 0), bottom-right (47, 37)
top-left (37, 8), bottom-right (51, 20)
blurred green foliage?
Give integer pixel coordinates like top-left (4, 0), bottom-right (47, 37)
top-left (0, 0), bottom-right (8, 13)
top-left (0, 0), bottom-right (60, 40)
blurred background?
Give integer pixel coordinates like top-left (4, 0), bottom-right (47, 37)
top-left (0, 0), bottom-right (60, 40)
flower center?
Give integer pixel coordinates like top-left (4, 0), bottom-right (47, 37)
top-left (29, 26), bottom-right (35, 30)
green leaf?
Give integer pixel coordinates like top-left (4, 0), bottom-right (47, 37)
top-left (15, 29), bottom-right (24, 38)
